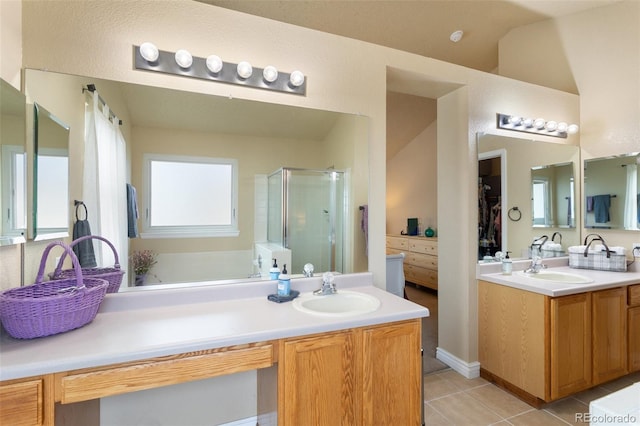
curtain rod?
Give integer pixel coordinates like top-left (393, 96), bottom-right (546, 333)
top-left (82, 84), bottom-right (123, 125)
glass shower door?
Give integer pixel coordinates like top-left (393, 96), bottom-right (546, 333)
top-left (285, 169), bottom-right (345, 275)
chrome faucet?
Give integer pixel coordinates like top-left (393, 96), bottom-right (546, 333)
top-left (303, 263), bottom-right (315, 278)
top-left (314, 272), bottom-right (337, 295)
top-left (525, 236), bottom-right (548, 274)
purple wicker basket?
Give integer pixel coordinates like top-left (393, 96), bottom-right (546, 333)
top-left (0, 241), bottom-right (108, 339)
top-left (49, 235), bottom-right (124, 293)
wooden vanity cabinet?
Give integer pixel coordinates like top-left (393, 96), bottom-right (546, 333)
top-left (278, 319), bottom-right (422, 426)
top-left (0, 375), bottom-right (54, 426)
top-left (629, 284), bottom-right (640, 372)
top-left (479, 281), bottom-right (630, 405)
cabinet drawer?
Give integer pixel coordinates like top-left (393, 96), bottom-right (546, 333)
top-left (57, 343), bottom-right (274, 403)
top-left (405, 264), bottom-right (437, 289)
top-left (629, 284), bottom-right (640, 307)
top-left (405, 251), bottom-right (437, 270)
top-left (408, 238), bottom-right (438, 255)
top-left (386, 236), bottom-right (408, 251)
top-left (0, 379), bottom-right (44, 426)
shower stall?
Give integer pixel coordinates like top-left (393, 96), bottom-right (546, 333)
top-left (267, 167), bottom-right (346, 275)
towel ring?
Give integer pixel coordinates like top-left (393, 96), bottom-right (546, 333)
top-left (508, 207), bottom-right (521, 222)
top-left (75, 201), bottom-right (88, 221)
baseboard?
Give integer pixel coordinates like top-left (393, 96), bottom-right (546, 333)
top-left (436, 347), bottom-right (480, 379)
top-left (219, 415), bottom-right (260, 426)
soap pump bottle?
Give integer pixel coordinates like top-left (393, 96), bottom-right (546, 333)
top-left (502, 251), bottom-right (512, 275)
top-left (277, 264), bottom-right (291, 296)
top-left (270, 259), bottom-right (280, 280)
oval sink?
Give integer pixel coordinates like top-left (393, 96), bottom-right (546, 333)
top-left (518, 270), bottom-right (593, 284)
top-left (292, 290), bottom-right (381, 317)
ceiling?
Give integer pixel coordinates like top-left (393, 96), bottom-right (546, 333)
top-left (198, 0), bottom-right (619, 73)
top-left (199, 0), bottom-right (619, 157)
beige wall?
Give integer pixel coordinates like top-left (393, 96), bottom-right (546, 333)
top-left (4, 0), bottom-right (591, 374)
top-left (386, 122), bottom-right (438, 235)
top-left (499, 0), bottom-right (640, 251)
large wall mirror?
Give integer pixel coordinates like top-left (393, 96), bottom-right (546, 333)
top-left (478, 133), bottom-right (580, 259)
top-left (33, 103), bottom-right (70, 241)
top-left (584, 152), bottom-right (639, 230)
top-left (0, 79), bottom-right (27, 245)
top-left (24, 69), bottom-right (369, 291)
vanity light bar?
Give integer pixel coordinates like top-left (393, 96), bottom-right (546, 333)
top-left (134, 44), bottom-right (306, 96)
top-left (497, 113), bottom-right (579, 139)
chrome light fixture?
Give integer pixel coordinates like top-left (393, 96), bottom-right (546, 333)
top-left (134, 43), bottom-right (306, 95)
top-left (497, 113), bottom-right (579, 138)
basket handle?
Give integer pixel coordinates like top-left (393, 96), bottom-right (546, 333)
top-left (582, 235), bottom-right (612, 259)
top-left (36, 241), bottom-right (85, 288)
top-left (53, 235), bottom-right (121, 275)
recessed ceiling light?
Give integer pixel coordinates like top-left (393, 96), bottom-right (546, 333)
top-left (450, 30), bottom-right (464, 43)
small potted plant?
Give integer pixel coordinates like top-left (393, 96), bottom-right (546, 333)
top-left (130, 250), bottom-right (157, 286)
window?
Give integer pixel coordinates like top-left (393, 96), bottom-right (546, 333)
top-left (142, 154), bottom-right (238, 238)
top-left (1, 145), bottom-right (27, 235)
top-left (532, 178), bottom-right (550, 226)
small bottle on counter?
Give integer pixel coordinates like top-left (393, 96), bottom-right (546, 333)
top-left (502, 251), bottom-right (512, 275)
top-left (277, 264), bottom-right (291, 296)
top-left (270, 258), bottom-right (280, 280)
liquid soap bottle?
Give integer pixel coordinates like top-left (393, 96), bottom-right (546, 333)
top-left (277, 264), bottom-right (291, 296)
top-left (502, 251), bottom-right (512, 275)
top-left (270, 259), bottom-right (280, 280)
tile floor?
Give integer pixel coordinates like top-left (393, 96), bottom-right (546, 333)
top-left (405, 283), bottom-right (640, 425)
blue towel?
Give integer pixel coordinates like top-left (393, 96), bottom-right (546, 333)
top-left (127, 183), bottom-right (139, 238)
top-left (593, 194), bottom-right (611, 223)
top-left (72, 203), bottom-right (97, 268)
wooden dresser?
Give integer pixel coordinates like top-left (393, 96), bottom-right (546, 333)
top-left (386, 235), bottom-right (438, 290)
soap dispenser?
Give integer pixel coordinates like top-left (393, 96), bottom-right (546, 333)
top-left (502, 251), bottom-right (512, 275)
top-left (277, 264), bottom-right (291, 296)
top-left (270, 259), bottom-right (280, 280)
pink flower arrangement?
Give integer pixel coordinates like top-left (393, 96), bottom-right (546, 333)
top-left (130, 250), bottom-right (157, 275)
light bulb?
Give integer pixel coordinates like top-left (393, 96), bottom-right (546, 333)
top-left (289, 70), bottom-right (305, 87)
top-left (139, 42), bottom-right (159, 62)
top-left (567, 124), bottom-right (579, 134)
top-left (263, 65), bottom-right (278, 83)
top-left (237, 61), bottom-right (253, 79)
top-left (557, 122), bottom-right (568, 133)
top-left (522, 118), bottom-right (534, 128)
top-left (508, 116), bottom-right (522, 126)
top-left (174, 49), bottom-right (193, 69)
top-left (206, 55), bottom-right (223, 73)
top-left (545, 120), bottom-right (558, 131)
top-left (533, 118), bottom-right (546, 129)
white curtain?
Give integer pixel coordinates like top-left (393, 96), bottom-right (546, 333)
top-left (623, 164), bottom-right (638, 230)
top-left (84, 91), bottom-right (128, 284)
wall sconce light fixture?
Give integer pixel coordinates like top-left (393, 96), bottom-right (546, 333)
top-left (497, 113), bottom-right (579, 138)
top-left (134, 43), bottom-right (306, 95)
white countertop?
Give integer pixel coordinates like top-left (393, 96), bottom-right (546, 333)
top-left (0, 272), bottom-right (428, 381)
top-left (478, 259), bottom-right (640, 297)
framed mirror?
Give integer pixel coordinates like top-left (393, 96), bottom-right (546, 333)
top-left (478, 133), bottom-right (580, 259)
top-left (33, 102), bottom-right (70, 241)
top-left (584, 152), bottom-right (639, 230)
top-left (531, 162), bottom-right (575, 228)
top-left (0, 79), bottom-right (27, 245)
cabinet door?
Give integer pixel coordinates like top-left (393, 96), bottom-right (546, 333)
top-left (279, 331), bottom-right (360, 426)
top-left (550, 293), bottom-right (592, 400)
top-left (628, 306), bottom-right (640, 373)
top-left (362, 320), bottom-right (422, 426)
top-left (0, 377), bottom-right (52, 426)
top-left (592, 287), bottom-right (627, 384)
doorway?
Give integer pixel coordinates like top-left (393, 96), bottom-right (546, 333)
top-left (478, 150), bottom-right (506, 260)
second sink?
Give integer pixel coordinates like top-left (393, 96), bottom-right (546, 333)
top-left (518, 270), bottom-right (594, 284)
